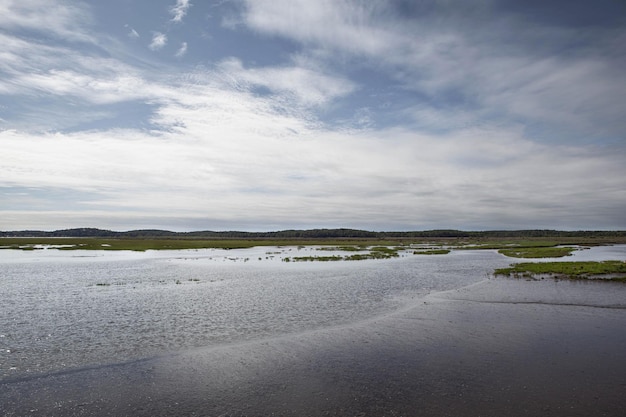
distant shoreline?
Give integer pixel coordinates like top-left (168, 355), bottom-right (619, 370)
top-left (2, 232), bottom-right (626, 253)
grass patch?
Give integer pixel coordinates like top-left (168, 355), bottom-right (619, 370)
top-left (370, 246), bottom-right (400, 256)
top-left (456, 240), bottom-right (562, 250)
top-left (285, 246), bottom-right (401, 262)
top-left (494, 261), bottom-right (626, 282)
top-left (289, 255), bottom-right (344, 262)
top-left (413, 249), bottom-right (451, 255)
top-left (344, 254), bottom-right (372, 261)
top-left (346, 251), bottom-right (396, 260)
top-left (317, 246), bottom-right (366, 252)
top-left (498, 246), bottom-right (577, 258)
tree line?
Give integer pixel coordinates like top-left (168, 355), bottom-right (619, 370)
top-left (1, 227), bottom-right (625, 239)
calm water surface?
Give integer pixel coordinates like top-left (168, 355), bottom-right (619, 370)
top-left (1, 245), bottom-right (624, 382)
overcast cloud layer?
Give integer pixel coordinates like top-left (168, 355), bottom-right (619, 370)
top-left (1, 0), bottom-right (625, 231)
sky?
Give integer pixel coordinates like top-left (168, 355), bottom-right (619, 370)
top-left (1, 0), bottom-right (625, 232)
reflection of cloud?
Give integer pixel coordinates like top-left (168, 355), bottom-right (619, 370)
top-left (149, 32), bottom-right (167, 50)
top-left (170, 0), bottom-right (192, 23)
top-left (175, 42), bottom-right (188, 58)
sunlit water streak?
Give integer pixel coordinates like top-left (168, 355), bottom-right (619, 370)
top-left (1, 245), bottom-right (624, 382)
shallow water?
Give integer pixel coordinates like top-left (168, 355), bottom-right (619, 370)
top-left (1, 245), bottom-right (625, 416)
top-left (0, 246), bottom-right (506, 381)
top-left (1, 245), bottom-right (624, 382)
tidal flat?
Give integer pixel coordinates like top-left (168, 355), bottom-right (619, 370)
top-left (1, 245), bottom-right (625, 416)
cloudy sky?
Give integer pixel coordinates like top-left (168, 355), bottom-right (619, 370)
top-left (1, 0), bottom-right (625, 231)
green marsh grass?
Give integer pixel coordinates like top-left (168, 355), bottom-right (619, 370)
top-left (413, 249), bottom-right (451, 255)
top-left (494, 261), bottom-right (626, 282)
top-left (498, 246), bottom-right (577, 258)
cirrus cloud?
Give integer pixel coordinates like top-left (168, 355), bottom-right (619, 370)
top-left (149, 32), bottom-right (168, 50)
top-left (170, 0), bottom-right (192, 23)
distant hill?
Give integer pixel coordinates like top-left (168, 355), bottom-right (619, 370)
top-left (1, 228), bottom-right (625, 239)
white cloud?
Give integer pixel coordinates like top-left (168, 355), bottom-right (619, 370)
top-left (175, 42), bottom-right (188, 58)
top-left (242, 0), bottom-right (395, 56)
top-left (0, 0), bottom-right (95, 43)
top-left (126, 25), bottom-right (140, 39)
top-left (239, 0), bottom-right (626, 140)
top-left (2, 79), bottom-right (625, 230)
top-left (217, 57), bottom-right (356, 107)
top-left (1, 0), bottom-right (624, 231)
top-left (0, 31), bottom-right (154, 108)
top-left (170, 0), bottom-right (192, 23)
top-left (15, 70), bottom-right (149, 104)
top-left (479, 54), bottom-right (626, 139)
top-left (149, 32), bottom-right (168, 50)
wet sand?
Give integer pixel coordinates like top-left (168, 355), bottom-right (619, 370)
top-left (2, 278), bottom-right (626, 416)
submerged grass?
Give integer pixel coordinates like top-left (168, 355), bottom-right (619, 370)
top-left (494, 261), bottom-right (626, 282)
top-left (285, 255), bottom-right (343, 262)
top-left (285, 247), bottom-right (400, 262)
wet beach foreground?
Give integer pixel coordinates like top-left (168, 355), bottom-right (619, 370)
top-left (2, 277), bottom-right (625, 416)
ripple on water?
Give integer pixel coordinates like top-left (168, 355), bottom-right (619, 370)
top-left (1, 245), bottom-right (624, 381)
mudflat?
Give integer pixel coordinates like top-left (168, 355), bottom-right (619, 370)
top-left (2, 277), bottom-right (625, 416)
